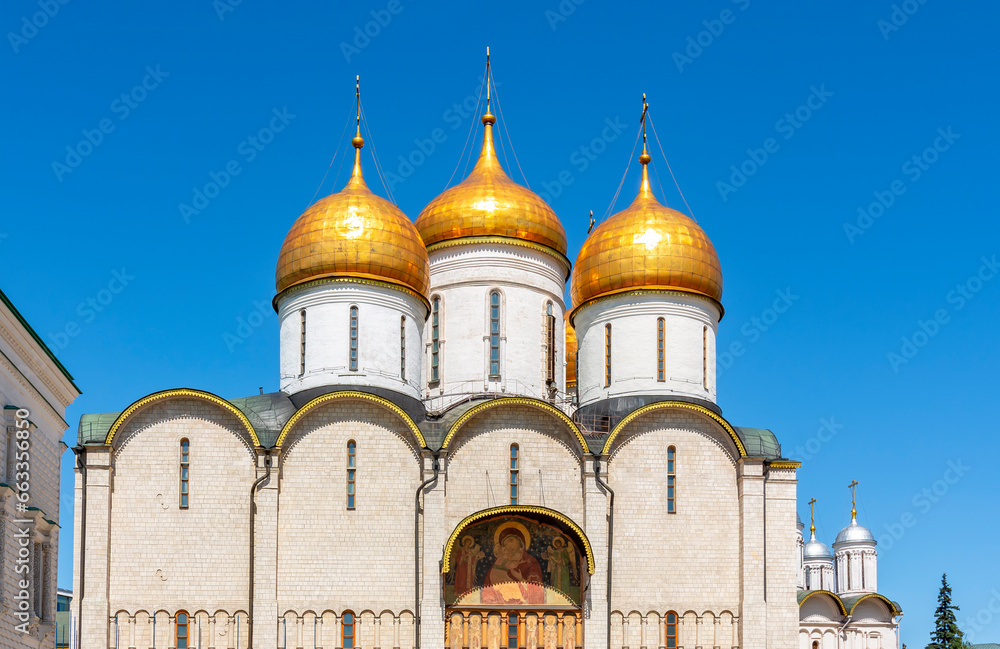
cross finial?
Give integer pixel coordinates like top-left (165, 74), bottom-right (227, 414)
top-left (848, 480), bottom-right (860, 520)
top-left (808, 498), bottom-right (817, 536)
top-left (350, 75), bottom-right (365, 182)
top-left (355, 75), bottom-right (361, 138)
top-left (588, 209), bottom-right (595, 234)
top-left (486, 46), bottom-right (491, 114)
top-left (640, 93), bottom-right (650, 154)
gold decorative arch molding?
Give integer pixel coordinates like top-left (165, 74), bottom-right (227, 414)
top-left (104, 388), bottom-right (261, 447)
top-left (275, 390), bottom-right (426, 449)
top-left (601, 400), bottom-right (746, 457)
top-left (440, 398), bottom-right (588, 453)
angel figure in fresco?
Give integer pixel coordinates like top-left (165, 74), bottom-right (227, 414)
top-left (542, 537), bottom-right (576, 595)
top-left (454, 535), bottom-right (485, 596)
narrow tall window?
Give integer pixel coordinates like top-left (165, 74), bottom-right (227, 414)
top-left (300, 310), bottom-right (307, 376)
top-left (667, 446), bottom-right (676, 514)
top-left (347, 441), bottom-right (356, 509)
top-left (604, 324), bottom-right (612, 387)
top-left (545, 302), bottom-right (556, 384)
top-left (509, 444), bottom-right (519, 505)
top-left (506, 613), bottom-right (519, 649)
top-left (342, 612), bottom-right (355, 649)
top-left (431, 298), bottom-right (441, 384)
top-left (703, 326), bottom-right (709, 390)
top-left (180, 439), bottom-right (190, 509)
top-left (400, 316), bottom-right (406, 380)
top-left (176, 611), bottom-right (190, 649)
top-left (657, 318), bottom-right (666, 382)
top-left (349, 306), bottom-right (359, 371)
top-left (665, 612), bottom-right (678, 649)
top-left (489, 291), bottom-right (501, 378)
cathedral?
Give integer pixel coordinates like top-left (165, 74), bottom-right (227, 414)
top-left (71, 71), bottom-right (902, 649)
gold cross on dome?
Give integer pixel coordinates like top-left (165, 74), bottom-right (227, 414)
top-left (808, 497), bottom-right (817, 534)
top-left (848, 480), bottom-right (860, 519)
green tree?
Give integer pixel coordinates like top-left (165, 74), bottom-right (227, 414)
top-left (926, 573), bottom-right (966, 649)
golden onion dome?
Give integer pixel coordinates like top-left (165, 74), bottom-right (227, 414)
top-left (565, 314), bottom-right (577, 388)
top-left (275, 127), bottom-right (430, 301)
top-left (570, 143), bottom-right (722, 312)
top-left (415, 111), bottom-right (568, 257)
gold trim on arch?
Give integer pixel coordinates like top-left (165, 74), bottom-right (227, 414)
top-left (848, 593), bottom-right (902, 616)
top-left (440, 398), bottom-right (588, 453)
top-left (769, 460), bottom-right (802, 469)
top-left (799, 590), bottom-right (848, 616)
top-left (441, 505), bottom-right (596, 575)
top-left (601, 401), bottom-right (746, 457)
top-left (275, 390), bottom-right (426, 449)
top-left (104, 388), bottom-right (261, 447)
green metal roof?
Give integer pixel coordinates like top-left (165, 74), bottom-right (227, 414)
top-left (78, 412), bottom-right (122, 445)
top-left (733, 427), bottom-right (782, 459)
top-left (0, 288), bottom-right (79, 393)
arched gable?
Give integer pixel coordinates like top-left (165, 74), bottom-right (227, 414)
top-left (105, 388), bottom-right (261, 448)
top-left (276, 390), bottom-right (426, 450)
top-left (847, 594), bottom-right (901, 618)
top-left (602, 401), bottom-right (745, 458)
top-left (799, 590), bottom-right (848, 620)
top-left (442, 505), bottom-right (595, 577)
top-left (441, 397), bottom-right (589, 454)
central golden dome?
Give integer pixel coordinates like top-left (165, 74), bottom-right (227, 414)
top-left (276, 133), bottom-right (430, 299)
top-left (416, 112), bottom-right (567, 256)
top-left (570, 149), bottom-right (722, 311)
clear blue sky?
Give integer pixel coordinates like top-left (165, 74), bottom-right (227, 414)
top-left (2, 1), bottom-right (998, 645)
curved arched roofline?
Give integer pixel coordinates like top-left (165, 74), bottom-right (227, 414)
top-left (275, 390), bottom-right (426, 449)
top-left (440, 397), bottom-right (588, 453)
top-left (601, 400), bottom-right (746, 456)
top-left (441, 505), bottom-right (595, 576)
top-left (798, 590), bottom-right (848, 616)
top-left (104, 388), bottom-right (261, 447)
top-left (847, 593), bottom-right (902, 616)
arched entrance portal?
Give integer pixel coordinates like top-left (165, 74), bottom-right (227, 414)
top-left (442, 506), bottom-right (595, 649)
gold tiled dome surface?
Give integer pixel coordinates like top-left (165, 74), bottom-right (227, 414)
top-left (416, 114), bottom-right (567, 255)
top-left (275, 153), bottom-right (430, 297)
top-left (570, 170), bottom-right (722, 308)
top-left (565, 314), bottom-right (577, 388)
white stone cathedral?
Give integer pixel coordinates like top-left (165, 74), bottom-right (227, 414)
top-left (71, 79), bottom-right (901, 649)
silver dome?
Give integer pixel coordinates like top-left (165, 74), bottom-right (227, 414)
top-left (834, 520), bottom-right (876, 545)
top-left (797, 512), bottom-right (805, 531)
top-left (803, 537), bottom-right (833, 560)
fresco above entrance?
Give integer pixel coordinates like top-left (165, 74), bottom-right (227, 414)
top-left (444, 514), bottom-right (584, 606)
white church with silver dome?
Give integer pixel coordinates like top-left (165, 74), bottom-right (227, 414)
top-left (70, 70), bottom-right (901, 649)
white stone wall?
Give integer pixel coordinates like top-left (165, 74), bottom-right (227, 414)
top-left (443, 405), bottom-right (584, 523)
top-left (108, 399), bottom-right (257, 615)
top-left (74, 394), bottom-right (817, 649)
top-left (278, 281), bottom-right (428, 400)
top-left (573, 293), bottom-right (720, 407)
top-left (424, 243), bottom-right (569, 410)
top-left (606, 411), bottom-right (741, 613)
top-left (276, 400), bottom-right (422, 613)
